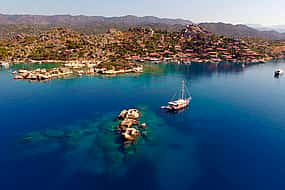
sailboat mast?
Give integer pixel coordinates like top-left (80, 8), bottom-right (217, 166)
top-left (181, 80), bottom-right (185, 100)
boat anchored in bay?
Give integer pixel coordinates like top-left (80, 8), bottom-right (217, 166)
top-left (161, 80), bottom-right (192, 111)
top-left (0, 62), bottom-right (9, 69)
top-left (274, 69), bottom-right (284, 77)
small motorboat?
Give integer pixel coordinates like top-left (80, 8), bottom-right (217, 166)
top-left (0, 62), bottom-right (9, 68)
top-left (274, 69), bottom-right (284, 77)
top-left (161, 80), bottom-right (192, 112)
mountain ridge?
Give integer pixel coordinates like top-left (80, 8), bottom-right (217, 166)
top-left (0, 14), bottom-right (193, 25)
top-left (199, 22), bottom-right (285, 40)
top-left (247, 24), bottom-right (285, 33)
top-left (0, 14), bottom-right (285, 40)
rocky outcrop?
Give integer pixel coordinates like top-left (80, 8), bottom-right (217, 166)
top-left (13, 62), bottom-right (143, 81)
top-left (117, 109), bottom-right (147, 143)
top-left (122, 128), bottom-right (140, 141)
top-left (118, 109), bottom-right (140, 120)
top-left (13, 67), bottom-right (73, 81)
top-left (181, 24), bottom-right (210, 38)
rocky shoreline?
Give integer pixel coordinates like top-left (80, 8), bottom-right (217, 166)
top-left (137, 57), bottom-right (270, 64)
top-left (11, 62), bottom-right (143, 81)
top-left (5, 59), bottom-right (273, 82)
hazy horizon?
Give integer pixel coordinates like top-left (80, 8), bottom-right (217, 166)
top-left (0, 0), bottom-right (284, 26)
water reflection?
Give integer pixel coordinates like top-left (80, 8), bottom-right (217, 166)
top-left (159, 62), bottom-right (250, 78)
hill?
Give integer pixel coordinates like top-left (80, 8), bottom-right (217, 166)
top-left (2, 25), bottom-right (284, 64)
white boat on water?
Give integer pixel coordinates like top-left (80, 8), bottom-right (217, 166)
top-left (0, 62), bottom-right (9, 68)
top-left (274, 69), bottom-right (284, 77)
top-left (161, 80), bottom-right (192, 111)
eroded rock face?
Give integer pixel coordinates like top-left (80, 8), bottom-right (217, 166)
top-left (181, 24), bottom-right (210, 38)
top-left (13, 67), bottom-right (74, 81)
top-left (117, 109), bottom-right (145, 143)
top-left (118, 109), bottom-right (128, 119)
top-left (122, 128), bottom-right (141, 141)
top-left (126, 109), bottom-right (140, 119)
top-left (118, 109), bottom-right (140, 120)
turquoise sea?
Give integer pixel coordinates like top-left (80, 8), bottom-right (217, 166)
top-left (1, 61), bottom-right (285, 190)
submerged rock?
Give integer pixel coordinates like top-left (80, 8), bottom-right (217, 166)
top-left (22, 136), bottom-right (33, 142)
top-left (14, 75), bottom-right (24, 80)
top-left (17, 108), bottom-right (157, 176)
top-left (43, 129), bottom-right (66, 138)
top-left (141, 123), bottom-right (147, 129)
top-left (19, 131), bottom-right (48, 143)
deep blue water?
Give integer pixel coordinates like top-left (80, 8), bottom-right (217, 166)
top-left (1, 61), bottom-right (285, 190)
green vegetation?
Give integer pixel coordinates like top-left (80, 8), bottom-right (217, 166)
top-left (0, 48), bottom-right (9, 59)
top-left (1, 25), bottom-right (285, 65)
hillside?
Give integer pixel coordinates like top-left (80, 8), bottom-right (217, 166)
top-left (2, 25), bottom-right (284, 65)
top-left (199, 22), bottom-right (285, 40)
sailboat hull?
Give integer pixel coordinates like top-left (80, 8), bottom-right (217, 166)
top-left (161, 98), bottom-right (191, 111)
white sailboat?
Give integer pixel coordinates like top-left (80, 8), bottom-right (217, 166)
top-left (161, 80), bottom-right (192, 111)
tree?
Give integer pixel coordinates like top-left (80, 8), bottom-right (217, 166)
top-left (0, 48), bottom-right (9, 59)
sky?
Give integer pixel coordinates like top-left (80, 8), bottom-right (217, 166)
top-left (0, 0), bottom-right (284, 26)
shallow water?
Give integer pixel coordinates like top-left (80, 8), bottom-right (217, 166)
top-left (1, 61), bottom-right (285, 190)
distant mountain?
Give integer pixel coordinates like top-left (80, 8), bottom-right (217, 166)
top-left (0, 14), bottom-right (193, 38)
top-left (246, 24), bottom-right (274, 31)
top-left (1, 14), bottom-right (285, 41)
top-left (247, 24), bottom-right (285, 33)
top-left (271, 25), bottom-right (285, 33)
top-left (200, 22), bottom-right (285, 40)
top-left (0, 14), bottom-right (192, 26)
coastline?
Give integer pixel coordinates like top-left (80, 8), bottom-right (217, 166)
top-left (1, 54), bottom-right (275, 66)
top-left (9, 60), bottom-right (144, 81)
top-left (0, 57), bottom-right (272, 66)
top-left (2, 57), bottom-right (283, 82)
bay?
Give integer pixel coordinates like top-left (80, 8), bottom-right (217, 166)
top-left (0, 61), bottom-right (285, 190)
